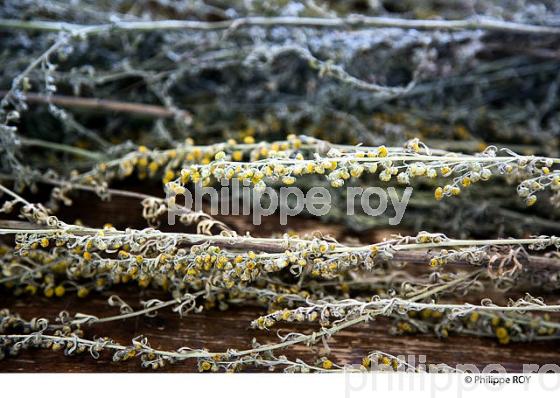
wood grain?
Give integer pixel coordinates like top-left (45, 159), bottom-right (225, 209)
top-left (1, 288), bottom-right (559, 372)
top-left (1, 185), bottom-right (559, 372)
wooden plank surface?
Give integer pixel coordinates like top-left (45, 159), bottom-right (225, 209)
top-left (1, 186), bottom-right (559, 372)
top-left (1, 288), bottom-right (559, 372)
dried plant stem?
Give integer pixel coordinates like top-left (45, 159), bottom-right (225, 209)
top-left (19, 139), bottom-right (105, 160)
top-left (0, 225), bottom-right (556, 250)
top-left (1, 16), bottom-right (560, 35)
top-left (0, 91), bottom-right (189, 121)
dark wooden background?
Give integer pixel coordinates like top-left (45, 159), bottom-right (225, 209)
top-left (1, 186), bottom-right (559, 372)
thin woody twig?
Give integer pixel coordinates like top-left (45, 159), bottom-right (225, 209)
top-left (0, 91), bottom-right (190, 121)
top-left (1, 16), bottom-right (559, 35)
